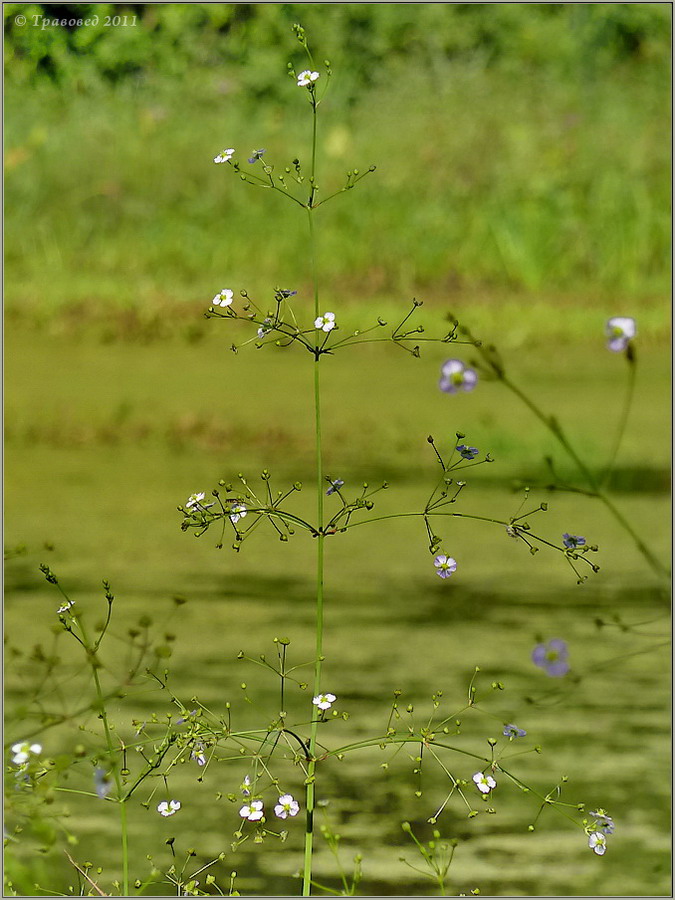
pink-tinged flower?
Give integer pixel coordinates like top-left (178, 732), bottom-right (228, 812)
top-left (532, 638), bottom-right (569, 677)
top-left (473, 771), bottom-right (496, 794)
top-left (239, 800), bottom-right (264, 822)
top-left (434, 555), bottom-right (457, 579)
top-left (606, 317), bottom-right (636, 352)
top-left (439, 359), bottom-right (478, 394)
top-left (274, 794), bottom-right (300, 819)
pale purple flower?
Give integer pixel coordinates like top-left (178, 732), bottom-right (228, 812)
top-left (456, 444), bottom-right (479, 460)
top-left (532, 638), bottom-right (569, 677)
top-left (241, 775), bottom-right (251, 797)
top-left (326, 478), bottom-right (344, 495)
top-left (190, 745), bottom-right (206, 767)
top-left (434, 555), bottom-right (457, 579)
top-left (439, 359), bottom-right (478, 394)
top-left (588, 831), bottom-right (607, 855)
top-left (313, 693), bottom-right (336, 711)
top-left (606, 317), bottom-right (636, 352)
top-left (274, 794), bottom-right (300, 819)
top-left (239, 800), bottom-right (264, 822)
top-left (94, 767), bottom-right (113, 799)
top-left (247, 149), bottom-right (265, 164)
top-left (473, 771), bottom-right (496, 794)
top-left (214, 148), bottom-right (234, 164)
top-left (562, 533), bottom-right (586, 550)
top-left (157, 800), bottom-right (181, 817)
top-left (297, 70), bottom-right (320, 87)
top-left (503, 724), bottom-right (527, 739)
top-left (590, 811), bottom-right (615, 835)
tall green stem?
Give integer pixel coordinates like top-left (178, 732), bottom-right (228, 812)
top-left (79, 618), bottom-right (129, 895)
top-left (303, 98), bottom-right (324, 898)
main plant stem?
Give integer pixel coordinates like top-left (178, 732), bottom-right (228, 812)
top-left (303, 99), bottom-right (323, 897)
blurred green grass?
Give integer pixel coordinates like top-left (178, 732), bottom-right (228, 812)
top-left (4, 12), bottom-right (672, 322)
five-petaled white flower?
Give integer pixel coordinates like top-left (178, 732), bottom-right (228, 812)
top-left (239, 799), bottom-right (264, 822)
top-left (588, 831), bottom-right (607, 855)
top-left (605, 316), bottom-right (636, 353)
top-left (274, 793), bottom-right (300, 819)
top-left (312, 692), bottom-right (336, 711)
top-left (297, 70), bottom-right (320, 87)
top-left (214, 148), bottom-right (235, 164)
top-left (314, 312), bottom-right (336, 332)
top-left (212, 289), bottom-right (234, 307)
top-left (157, 800), bottom-right (181, 817)
top-left (229, 504), bottom-right (247, 525)
top-left (434, 555), bottom-right (457, 579)
top-left (472, 771), bottom-right (496, 794)
top-left (11, 742), bottom-right (42, 766)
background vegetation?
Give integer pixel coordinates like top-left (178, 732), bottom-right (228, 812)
top-left (4, 3), bottom-right (671, 897)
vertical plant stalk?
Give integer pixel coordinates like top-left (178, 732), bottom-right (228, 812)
top-left (303, 97), bottom-right (323, 898)
top-left (79, 618), bottom-right (130, 896)
top-left (600, 354), bottom-right (636, 488)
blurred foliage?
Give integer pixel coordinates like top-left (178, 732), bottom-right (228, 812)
top-left (4, 3), bottom-right (671, 98)
top-left (3, 3), bottom-right (672, 315)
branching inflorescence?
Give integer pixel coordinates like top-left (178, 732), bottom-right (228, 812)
top-left (10, 22), bottom-right (658, 899)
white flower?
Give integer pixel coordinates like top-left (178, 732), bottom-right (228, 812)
top-left (185, 492), bottom-right (214, 512)
top-left (606, 316), bottom-right (636, 352)
top-left (241, 775), bottom-right (251, 797)
top-left (157, 800), bottom-right (181, 817)
top-left (314, 312), bottom-right (336, 332)
top-left (239, 799), bottom-right (264, 822)
top-left (212, 289), bottom-right (234, 307)
top-left (214, 148), bottom-right (235, 164)
top-left (57, 599), bottom-right (75, 614)
top-left (588, 831), bottom-right (607, 855)
top-left (11, 742), bottom-right (42, 766)
top-left (229, 504), bottom-right (247, 525)
top-left (297, 70), bottom-right (320, 87)
top-left (472, 771), bottom-right (496, 794)
top-left (274, 793), bottom-right (300, 819)
top-left (312, 692), bottom-right (336, 711)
